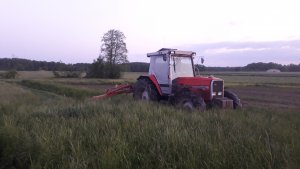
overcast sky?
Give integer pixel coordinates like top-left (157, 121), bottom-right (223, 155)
top-left (1, 0), bottom-right (300, 66)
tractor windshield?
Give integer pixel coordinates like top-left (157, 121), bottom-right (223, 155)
top-left (170, 56), bottom-right (194, 79)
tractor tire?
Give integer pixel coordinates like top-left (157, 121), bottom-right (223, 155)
top-left (178, 96), bottom-right (206, 112)
top-left (179, 98), bottom-right (194, 111)
top-left (224, 90), bottom-right (242, 109)
top-left (133, 78), bottom-right (159, 101)
top-left (195, 96), bottom-right (207, 111)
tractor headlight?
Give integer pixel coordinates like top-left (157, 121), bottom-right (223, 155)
top-left (211, 80), bottom-right (224, 99)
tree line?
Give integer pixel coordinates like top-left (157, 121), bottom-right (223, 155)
top-left (196, 62), bottom-right (300, 72)
top-left (0, 58), bottom-right (148, 72)
top-left (0, 58), bottom-right (89, 71)
top-left (242, 62), bottom-right (300, 72)
top-left (1, 58), bottom-right (299, 72)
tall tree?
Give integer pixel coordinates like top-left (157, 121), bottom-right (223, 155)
top-left (100, 29), bottom-right (128, 64)
top-left (87, 29), bottom-right (128, 78)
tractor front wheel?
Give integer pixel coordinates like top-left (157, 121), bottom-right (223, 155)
top-left (180, 99), bottom-right (194, 111)
top-left (133, 78), bottom-right (159, 101)
top-left (178, 96), bottom-right (206, 112)
top-left (224, 90), bottom-right (242, 109)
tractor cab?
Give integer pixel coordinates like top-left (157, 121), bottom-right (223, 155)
top-left (147, 48), bottom-right (195, 94)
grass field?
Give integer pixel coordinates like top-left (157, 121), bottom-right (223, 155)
top-left (0, 71), bottom-right (300, 169)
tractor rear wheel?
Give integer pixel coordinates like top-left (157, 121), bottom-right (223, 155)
top-left (133, 78), bottom-right (159, 101)
top-left (181, 99), bottom-right (194, 111)
top-left (224, 90), bottom-right (242, 109)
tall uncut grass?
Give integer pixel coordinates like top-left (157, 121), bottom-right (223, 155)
top-left (0, 93), bottom-right (299, 169)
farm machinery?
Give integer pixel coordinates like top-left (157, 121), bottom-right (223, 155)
top-left (93, 48), bottom-right (242, 110)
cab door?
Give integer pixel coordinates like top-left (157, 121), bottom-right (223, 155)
top-left (148, 55), bottom-right (171, 94)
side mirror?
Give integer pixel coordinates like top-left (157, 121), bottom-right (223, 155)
top-left (201, 56), bottom-right (205, 64)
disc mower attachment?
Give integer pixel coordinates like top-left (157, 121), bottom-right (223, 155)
top-left (92, 84), bottom-right (133, 100)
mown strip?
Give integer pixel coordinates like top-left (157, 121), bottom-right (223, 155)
top-left (18, 80), bottom-right (96, 99)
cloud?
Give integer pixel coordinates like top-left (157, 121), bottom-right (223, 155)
top-left (177, 40), bottom-right (300, 66)
top-left (204, 47), bottom-right (268, 54)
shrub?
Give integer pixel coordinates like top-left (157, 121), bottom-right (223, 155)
top-left (0, 70), bottom-right (18, 79)
top-left (86, 58), bottom-right (121, 79)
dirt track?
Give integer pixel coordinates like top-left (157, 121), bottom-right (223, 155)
top-left (229, 86), bottom-right (300, 111)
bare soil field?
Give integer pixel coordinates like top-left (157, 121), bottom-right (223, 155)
top-left (228, 86), bottom-right (300, 110)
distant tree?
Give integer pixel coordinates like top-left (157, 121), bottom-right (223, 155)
top-left (87, 29), bottom-right (128, 78)
top-left (100, 29), bottom-right (128, 65)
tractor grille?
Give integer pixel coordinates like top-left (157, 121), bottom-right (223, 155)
top-left (212, 80), bottom-right (224, 98)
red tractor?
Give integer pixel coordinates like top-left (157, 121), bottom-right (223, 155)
top-left (133, 48), bottom-right (241, 110)
top-left (93, 48), bottom-right (242, 110)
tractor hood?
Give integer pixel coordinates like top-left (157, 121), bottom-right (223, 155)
top-left (172, 76), bottom-right (223, 86)
top-left (172, 76), bottom-right (224, 101)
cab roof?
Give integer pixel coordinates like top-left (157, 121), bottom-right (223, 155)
top-left (147, 48), bottom-right (195, 57)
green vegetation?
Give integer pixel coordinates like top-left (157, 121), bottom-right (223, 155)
top-left (86, 58), bottom-right (122, 79)
top-left (0, 72), bottom-right (299, 169)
